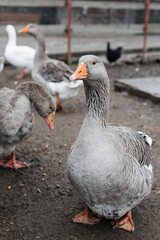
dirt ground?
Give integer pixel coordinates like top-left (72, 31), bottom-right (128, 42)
top-left (0, 62), bottom-right (160, 240)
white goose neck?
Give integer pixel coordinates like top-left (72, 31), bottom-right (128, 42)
top-left (7, 27), bottom-right (16, 46)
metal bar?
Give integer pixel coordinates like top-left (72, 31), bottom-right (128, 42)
top-left (67, 0), bottom-right (71, 64)
top-left (142, 0), bottom-right (150, 61)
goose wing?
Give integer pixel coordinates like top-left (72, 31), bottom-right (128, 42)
top-left (109, 123), bottom-right (152, 167)
top-left (38, 59), bottom-right (73, 83)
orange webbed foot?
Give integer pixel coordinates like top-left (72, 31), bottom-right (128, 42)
top-left (5, 159), bottom-right (28, 169)
top-left (73, 206), bottom-right (101, 225)
top-left (111, 210), bottom-right (135, 232)
top-left (2, 151), bottom-right (28, 169)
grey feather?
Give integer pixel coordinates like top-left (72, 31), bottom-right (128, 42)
top-left (38, 60), bottom-right (73, 83)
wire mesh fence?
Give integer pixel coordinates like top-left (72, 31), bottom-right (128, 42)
top-left (0, 1), bottom-right (160, 35)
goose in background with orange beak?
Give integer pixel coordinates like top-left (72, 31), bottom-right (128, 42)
top-left (19, 24), bottom-right (82, 111)
top-left (0, 81), bottom-right (56, 169)
top-left (67, 55), bottom-right (153, 232)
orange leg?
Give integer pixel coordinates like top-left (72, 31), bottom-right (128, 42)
top-left (111, 210), bottom-right (135, 232)
top-left (15, 69), bottom-right (24, 79)
top-left (56, 92), bottom-right (63, 111)
top-left (2, 151), bottom-right (27, 169)
top-left (73, 205), bottom-right (101, 225)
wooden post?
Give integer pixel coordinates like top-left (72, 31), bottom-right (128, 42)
top-left (67, 0), bottom-right (71, 64)
top-left (142, 0), bottom-right (150, 62)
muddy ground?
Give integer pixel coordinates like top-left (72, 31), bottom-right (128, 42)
top-left (0, 62), bottom-right (160, 240)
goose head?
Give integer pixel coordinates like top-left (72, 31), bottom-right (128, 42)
top-left (29, 83), bottom-right (56, 130)
top-left (70, 55), bottom-right (108, 86)
top-left (16, 82), bottom-right (56, 129)
top-left (19, 24), bottom-right (41, 38)
top-left (6, 24), bottom-right (15, 34)
top-left (5, 24), bottom-right (16, 43)
top-left (35, 93), bottom-right (56, 130)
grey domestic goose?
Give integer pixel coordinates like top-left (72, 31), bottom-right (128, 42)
top-left (0, 56), bottom-right (5, 72)
top-left (19, 24), bottom-right (82, 110)
top-left (67, 55), bottom-right (153, 232)
top-left (0, 82), bottom-right (56, 169)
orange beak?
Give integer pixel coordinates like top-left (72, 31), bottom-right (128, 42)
top-left (44, 112), bottom-right (55, 130)
top-left (19, 25), bottom-right (29, 33)
top-left (70, 63), bottom-right (88, 81)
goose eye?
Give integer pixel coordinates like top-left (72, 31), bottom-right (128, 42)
top-left (50, 106), bottom-right (53, 110)
top-left (92, 61), bottom-right (96, 65)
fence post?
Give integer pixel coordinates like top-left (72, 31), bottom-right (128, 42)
top-left (142, 0), bottom-right (150, 62)
top-left (67, 0), bottom-right (72, 64)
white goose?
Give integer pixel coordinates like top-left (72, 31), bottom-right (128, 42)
top-left (4, 24), bottom-right (35, 79)
top-left (67, 55), bottom-right (153, 232)
top-left (19, 24), bottom-right (82, 110)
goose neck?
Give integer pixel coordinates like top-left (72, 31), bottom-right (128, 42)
top-left (84, 79), bottom-right (110, 128)
top-left (13, 82), bottom-right (41, 105)
top-left (7, 29), bottom-right (16, 46)
top-left (34, 31), bottom-right (47, 62)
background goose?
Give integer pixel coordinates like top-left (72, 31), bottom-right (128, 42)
top-left (67, 55), bottom-right (153, 232)
top-left (19, 24), bottom-right (82, 110)
top-left (4, 25), bottom-right (35, 79)
top-left (0, 56), bottom-right (5, 72)
top-left (0, 81), bottom-right (56, 169)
